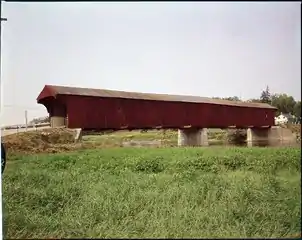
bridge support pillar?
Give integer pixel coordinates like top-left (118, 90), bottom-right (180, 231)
top-left (50, 116), bottom-right (66, 128)
top-left (247, 128), bottom-right (270, 147)
top-left (178, 128), bottom-right (209, 147)
top-left (247, 126), bottom-right (296, 147)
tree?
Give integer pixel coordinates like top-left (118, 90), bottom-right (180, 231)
top-left (29, 116), bottom-right (50, 125)
top-left (223, 96), bottom-right (241, 101)
top-left (260, 86), bottom-right (271, 104)
top-left (271, 94), bottom-right (296, 115)
top-left (212, 96), bottom-right (241, 101)
top-left (246, 98), bottom-right (262, 103)
top-left (293, 101), bottom-right (301, 121)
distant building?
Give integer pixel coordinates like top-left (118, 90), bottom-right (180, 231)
top-left (274, 113), bottom-right (296, 125)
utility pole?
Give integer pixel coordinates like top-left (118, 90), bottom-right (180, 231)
top-left (1, 0), bottom-right (7, 112)
top-left (0, 1), bottom-right (6, 239)
top-left (0, 0), bottom-right (7, 71)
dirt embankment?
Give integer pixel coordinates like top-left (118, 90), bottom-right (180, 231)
top-left (2, 128), bottom-right (85, 154)
top-left (287, 124), bottom-right (301, 135)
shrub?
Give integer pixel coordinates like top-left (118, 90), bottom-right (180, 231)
top-left (134, 156), bottom-right (165, 173)
top-left (227, 129), bottom-right (247, 145)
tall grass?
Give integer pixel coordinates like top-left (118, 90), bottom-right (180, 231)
top-left (3, 147), bottom-right (301, 238)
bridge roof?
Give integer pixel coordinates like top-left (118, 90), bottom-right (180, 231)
top-left (37, 85), bottom-right (276, 109)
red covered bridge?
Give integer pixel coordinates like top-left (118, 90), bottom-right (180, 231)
top-left (37, 85), bottom-right (276, 131)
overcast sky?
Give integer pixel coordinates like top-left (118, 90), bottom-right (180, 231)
top-left (1, 2), bottom-right (301, 126)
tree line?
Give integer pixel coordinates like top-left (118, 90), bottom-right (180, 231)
top-left (214, 86), bottom-right (301, 120)
top-left (29, 116), bottom-right (50, 125)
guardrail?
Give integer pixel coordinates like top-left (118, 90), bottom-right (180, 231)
top-left (1, 123), bottom-right (51, 136)
top-left (2, 122), bottom-right (51, 130)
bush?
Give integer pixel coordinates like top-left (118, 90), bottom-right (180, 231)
top-left (226, 129), bottom-right (247, 145)
top-left (134, 156), bottom-right (165, 173)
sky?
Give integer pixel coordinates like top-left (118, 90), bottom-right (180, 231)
top-left (0, 2), bottom-right (301, 126)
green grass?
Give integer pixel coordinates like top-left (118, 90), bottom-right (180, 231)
top-left (3, 147), bottom-right (301, 238)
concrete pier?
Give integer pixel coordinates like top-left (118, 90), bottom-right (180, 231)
top-left (178, 128), bottom-right (209, 147)
top-left (247, 126), bottom-right (296, 147)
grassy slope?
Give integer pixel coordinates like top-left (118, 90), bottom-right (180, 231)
top-left (3, 147), bottom-right (301, 238)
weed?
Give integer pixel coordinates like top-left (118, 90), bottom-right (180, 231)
top-left (3, 147), bottom-right (301, 238)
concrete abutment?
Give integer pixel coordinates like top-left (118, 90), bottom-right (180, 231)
top-left (247, 126), bottom-right (296, 147)
top-left (177, 126), bottom-right (296, 147)
top-left (50, 117), bottom-right (82, 142)
top-left (50, 116), bottom-right (66, 128)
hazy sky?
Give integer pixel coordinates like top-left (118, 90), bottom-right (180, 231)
top-left (1, 2), bottom-right (301, 126)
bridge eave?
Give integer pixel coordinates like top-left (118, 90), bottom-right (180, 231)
top-left (37, 85), bottom-right (57, 104)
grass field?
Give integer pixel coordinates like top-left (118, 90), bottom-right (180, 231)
top-left (3, 147), bottom-right (301, 238)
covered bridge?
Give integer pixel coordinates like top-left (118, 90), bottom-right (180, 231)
top-left (37, 85), bottom-right (278, 146)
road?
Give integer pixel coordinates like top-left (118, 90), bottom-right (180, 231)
top-left (1, 126), bottom-right (51, 136)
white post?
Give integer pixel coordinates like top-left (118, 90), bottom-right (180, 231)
top-left (25, 110), bottom-right (28, 131)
